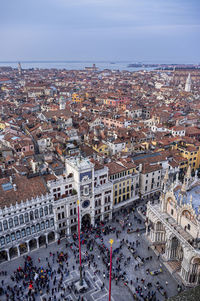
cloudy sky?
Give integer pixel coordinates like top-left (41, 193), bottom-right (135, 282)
top-left (0, 0), bottom-right (199, 63)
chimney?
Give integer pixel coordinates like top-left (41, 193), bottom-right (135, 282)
top-left (13, 184), bottom-right (17, 191)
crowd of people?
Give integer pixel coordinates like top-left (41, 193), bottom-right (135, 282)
top-left (0, 205), bottom-right (182, 301)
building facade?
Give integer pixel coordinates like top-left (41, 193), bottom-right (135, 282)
top-left (0, 175), bottom-right (55, 263)
top-left (106, 161), bottom-right (140, 209)
top-left (140, 164), bottom-right (162, 199)
top-left (0, 157), bottom-right (113, 263)
top-left (146, 167), bottom-right (200, 286)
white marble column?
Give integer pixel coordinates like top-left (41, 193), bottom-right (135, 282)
top-left (7, 250), bottom-right (10, 261)
top-left (27, 241), bottom-right (30, 253)
top-left (45, 233), bottom-right (48, 244)
top-left (16, 245), bottom-right (20, 257)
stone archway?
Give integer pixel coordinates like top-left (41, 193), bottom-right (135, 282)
top-left (29, 239), bottom-right (37, 251)
top-left (71, 225), bottom-right (77, 233)
top-left (164, 235), bottom-right (179, 260)
top-left (9, 247), bottom-right (18, 259)
top-left (189, 257), bottom-right (200, 284)
top-left (0, 251), bottom-right (8, 263)
top-left (166, 196), bottom-right (176, 214)
top-left (81, 214), bottom-right (91, 229)
top-left (171, 236), bottom-right (179, 259)
top-left (95, 216), bottom-right (101, 225)
top-left (48, 232), bottom-right (55, 243)
top-left (177, 244), bottom-right (184, 261)
top-left (179, 209), bottom-right (197, 229)
top-left (19, 243), bottom-right (28, 255)
top-left (39, 235), bottom-right (46, 247)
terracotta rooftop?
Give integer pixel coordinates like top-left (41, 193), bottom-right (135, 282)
top-left (0, 174), bottom-right (49, 209)
top-left (141, 163), bottom-right (162, 174)
top-left (106, 161), bottom-right (130, 175)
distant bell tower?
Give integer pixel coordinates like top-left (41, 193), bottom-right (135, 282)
top-left (18, 62), bottom-right (22, 76)
top-left (185, 73), bottom-right (192, 92)
top-left (59, 96), bottom-right (66, 110)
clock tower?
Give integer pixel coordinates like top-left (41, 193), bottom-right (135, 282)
top-left (65, 157), bottom-right (95, 227)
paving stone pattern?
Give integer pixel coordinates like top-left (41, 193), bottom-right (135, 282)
top-left (0, 205), bottom-right (185, 301)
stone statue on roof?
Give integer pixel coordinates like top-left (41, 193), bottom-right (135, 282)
top-left (186, 165), bottom-right (191, 179)
top-left (181, 180), bottom-right (186, 194)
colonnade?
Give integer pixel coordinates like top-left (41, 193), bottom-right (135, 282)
top-left (0, 231), bottom-right (55, 263)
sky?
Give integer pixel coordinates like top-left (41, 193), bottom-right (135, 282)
top-left (0, 0), bottom-right (200, 63)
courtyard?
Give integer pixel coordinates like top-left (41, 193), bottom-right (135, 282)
top-left (0, 204), bottom-right (183, 301)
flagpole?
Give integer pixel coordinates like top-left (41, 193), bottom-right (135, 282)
top-left (77, 199), bottom-right (83, 286)
top-left (109, 239), bottom-right (114, 301)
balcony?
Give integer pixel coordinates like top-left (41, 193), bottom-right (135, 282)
top-left (54, 194), bottom-right (77, 203)
top-left (94, 182), bottom-right (112, 194)
top-left (47, 177), bottom-right (74, 190)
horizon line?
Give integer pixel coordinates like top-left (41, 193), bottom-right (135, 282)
top-left (0, 60), bottom-right (199, 65)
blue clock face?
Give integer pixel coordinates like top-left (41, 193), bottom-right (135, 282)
top-left (82, 200), bottom-right (90, 208)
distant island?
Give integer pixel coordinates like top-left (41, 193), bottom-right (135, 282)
top-left (127, 63), bottom-right (158, 68)
top-left (127, 63), bottom-right (200, 70)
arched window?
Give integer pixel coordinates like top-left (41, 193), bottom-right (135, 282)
top-left (44, 206), bottom-right (48, 216)
top-left (3, 220), bottom-right (8, 230)
top-left (14, 216), bottom-right (19, 226)
top-left (30, 211), bottom-right (34, 221)
top-left (19, 214), bottom-right (24, 225)
top-left (41, 222), bottom-right (45, 230)
top-left (36, 224), bottom-right (40, 232)
top-left (21, 229), bottom-right (26, 237)
top-left (0, 222), bottom-right (2, 232)
top-left (16, 231), bottom-right (21, 240)
top-left (39, 208), bottom-right (43, 218)
top-left (0, 236), bottom-right (5, 246)
top-left (49, 204), bottom-right (53, 214)
top-left (31, 225), bottom-right (35, 234)
top-left (26, 227), bottom-right (31, 236)
top-left (24, 213), bottom-right (29, 223)
top-left (46, 220), bottom-right (50, 228)
top-left (50, 218), bottom-right (54, 227)
top-left (6, 234), bottom-right (10, 243)
top-left (35, 209), bottom-right (39, 219)
top-left (8, 218), bottom-right (13, 228)
top-left (11, 233), bottom-right (16, 241)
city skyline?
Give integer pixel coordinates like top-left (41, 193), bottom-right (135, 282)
top-left (0, 0), bottom-right (200, 63)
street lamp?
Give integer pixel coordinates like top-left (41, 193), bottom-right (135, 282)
top-left (77, 199), bottom-right (83, 286)
top-left (109, 238), bottom-right (114, 301)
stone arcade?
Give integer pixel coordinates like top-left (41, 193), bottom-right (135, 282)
top-left (146, 167), bottom-right (200, 286)
top-left (0, 157), bottom-right (113, 263)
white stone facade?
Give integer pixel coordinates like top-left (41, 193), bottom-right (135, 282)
top-left (0, 193), bottom-right (55, 262)
top-left (146, 168), bottom-right (200, 286)
top-left (140, 167), bottom-right (162, 198)
top-left (0, 157), bottom-right (113, 263)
